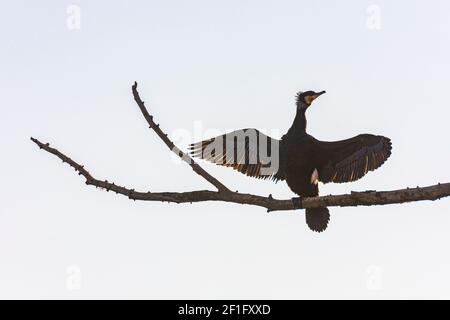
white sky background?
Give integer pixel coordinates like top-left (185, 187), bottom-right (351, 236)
top-left (1, 0), bottom-right (450, 299)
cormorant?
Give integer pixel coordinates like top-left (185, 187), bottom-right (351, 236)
top-left (189, 91), bottom-right (392, 232)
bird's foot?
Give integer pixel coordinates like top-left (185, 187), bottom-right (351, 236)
top-left (292, 196), bottom-right (303, 209)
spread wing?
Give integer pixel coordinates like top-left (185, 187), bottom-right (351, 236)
top-left (315, 134), bottom-right (392, 183)
top-left (189, 128), bottom-right (285, 182)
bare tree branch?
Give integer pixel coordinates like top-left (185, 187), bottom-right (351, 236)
top-left (30, 83), bottom-right (450, 213)
top-left (131, 82), bottom-right (230, 193)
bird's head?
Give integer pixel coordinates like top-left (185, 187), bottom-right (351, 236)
top-left (296, 90), bottom-right (326, 109)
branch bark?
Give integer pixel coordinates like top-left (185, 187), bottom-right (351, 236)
top-left (30, 82), bottom-right (450, 212)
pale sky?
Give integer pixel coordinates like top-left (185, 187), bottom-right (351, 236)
top-left (1, 0), bottom-right (450, 299)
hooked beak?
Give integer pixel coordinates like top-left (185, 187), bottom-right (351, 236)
top-left (315, 90), bottom-right (326, 98)
top-left (309, 90), bottom-right (326, 104)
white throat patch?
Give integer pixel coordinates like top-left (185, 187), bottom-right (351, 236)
top-left (310, 168), bottom-right (319, 185)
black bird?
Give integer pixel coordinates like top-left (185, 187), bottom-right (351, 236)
top-left (189, 91), bottom-right (392, 232)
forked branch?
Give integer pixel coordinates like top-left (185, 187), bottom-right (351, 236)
top-left (31, 83), bottom-right (450, 212)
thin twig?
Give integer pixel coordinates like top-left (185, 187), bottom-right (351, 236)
top-left (131, 82), bottom-right (229, 193)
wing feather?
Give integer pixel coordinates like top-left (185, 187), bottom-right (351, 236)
top-left (316, 134), bottom-right (392, 183)
top-left (189, 129), bottom-right (285, 181)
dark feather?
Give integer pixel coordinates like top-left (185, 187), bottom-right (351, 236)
top-left (315, 134), bottom-right (392, 183)
top-left (189, 129), bottom-right (286, 182)
top-left (305, 207), bottom-right (330, 233)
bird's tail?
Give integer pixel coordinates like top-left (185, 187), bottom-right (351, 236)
top-left (305, 207), bottom-right (330, 233)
